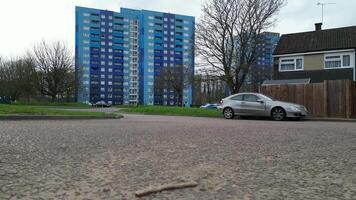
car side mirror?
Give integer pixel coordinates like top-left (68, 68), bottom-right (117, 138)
top-left (257, 99), bottom-right (264, 104)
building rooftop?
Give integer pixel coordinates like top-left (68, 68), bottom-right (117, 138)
top-left (273, 26), bottom-right (356, 55)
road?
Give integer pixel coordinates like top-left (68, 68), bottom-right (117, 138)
top-left (1, 114), bottom-right (356, 200)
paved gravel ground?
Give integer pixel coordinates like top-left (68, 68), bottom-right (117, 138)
top-left (1, 115), bottom-right (356, 200)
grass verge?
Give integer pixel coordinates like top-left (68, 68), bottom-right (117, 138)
top-left (12, 101), bottom-right (90, 108)
top-left (0, 104), bottom-right (118, 118)
top-left (119, 106), bottom-right (222, 118)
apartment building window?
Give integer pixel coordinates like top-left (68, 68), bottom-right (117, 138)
top-left (324, 53), bottom-right (353, 69)
top-left (101, 22), bottom-right (106, 25)
top-left (83, 20), bottom-right (90, 24)
top-left (83, 26), bottom-right (90, 30)
top-left (101, 15), bottom-right (105, 19)
top-left (109, 16), bottom-right (113, 20)
top-left (83, 13), bottom-right (90, 17)
top-left (279, 57), bottom-right (304, 71)
top-left (101, 28), bottom-right (105, 32)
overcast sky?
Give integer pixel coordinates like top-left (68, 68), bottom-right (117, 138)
top-left (0, 0), bottom-right (355, 58)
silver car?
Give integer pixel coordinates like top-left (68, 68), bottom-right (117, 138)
top-left (219, 93), bottom-right (307, 120)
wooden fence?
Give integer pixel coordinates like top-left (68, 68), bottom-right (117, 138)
top-left (259, 80), bottom-right (356, 118)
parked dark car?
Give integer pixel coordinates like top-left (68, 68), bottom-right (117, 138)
top-left (0, 96), bottom-right (11, 104)
top-left (93, 101), bottom-right (111, 107)
top-left (200, 103), bottom-right (220, 109)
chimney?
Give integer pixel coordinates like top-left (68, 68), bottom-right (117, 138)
top-left (315, 23), bottom-right (322, 31)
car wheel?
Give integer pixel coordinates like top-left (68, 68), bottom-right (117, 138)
top-left (271, 107), bottom-right (286, 121)
top-left (223, 107), bottom-right (234, 119)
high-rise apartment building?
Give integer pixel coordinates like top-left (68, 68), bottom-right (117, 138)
top-left (75, 7), bottom-right (195, 106)
top-left (242, 32), bottom-right (280, 92)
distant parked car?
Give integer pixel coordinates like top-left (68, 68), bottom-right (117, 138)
top-left (0, 96), bottom-right (11, 104)
top-left (200, 103), bottom-right (220, 109)
top-left (84, 101), bottom-right (93, 106)
top-left (93, 101), bottom-right (111, 107)
top-left (219, 93), bottom-right (307, 121)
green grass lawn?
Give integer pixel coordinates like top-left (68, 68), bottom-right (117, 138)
top-left (119, 106), bottom-right (222, 118)
top-left (0, 104), bottom-right (117, 118)
top-left (12, 101), bottom-right (91, 108)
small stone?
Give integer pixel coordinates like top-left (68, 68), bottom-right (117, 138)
top-left (102, 188), bottom-right (110, 193)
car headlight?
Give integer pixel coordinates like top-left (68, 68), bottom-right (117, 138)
top-left (288, 106), bottom-right (301, 112)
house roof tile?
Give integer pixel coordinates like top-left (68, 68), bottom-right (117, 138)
top-left (273, 26), bottom-right (356, 55)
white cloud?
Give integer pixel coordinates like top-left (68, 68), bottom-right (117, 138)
top-left (0, 0), bottom-right (355, 58)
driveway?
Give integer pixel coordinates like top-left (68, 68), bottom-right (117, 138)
top-left (0, 115), bottom-right (355, 199)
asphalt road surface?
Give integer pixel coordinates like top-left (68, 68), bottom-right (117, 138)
top-left (1, 114), bottom-right (356, 200)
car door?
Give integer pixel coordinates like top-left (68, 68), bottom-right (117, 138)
top-left (229, 94), bottom-right (244, 114)
top-left (241, 94), bottom-right (266, 116)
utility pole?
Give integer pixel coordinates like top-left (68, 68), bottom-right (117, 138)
top-left (317, 2), bottom-right (336, 24)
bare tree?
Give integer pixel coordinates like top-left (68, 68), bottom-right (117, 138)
top-left (0, 57), bottom-right (36, 101)
top-left (29, 40), bottom-right (75, 101)
top-left (155, 65), bottom-right (194, 106)
top-left (196, 0), bottom-right (285, 94)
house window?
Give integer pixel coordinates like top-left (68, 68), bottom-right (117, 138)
top-left (324, 53), bottom-right (353, 69)
top-left (279, 57), bottom-right (304, 71)
top-left (343, 55), bottom-right (351, 66)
